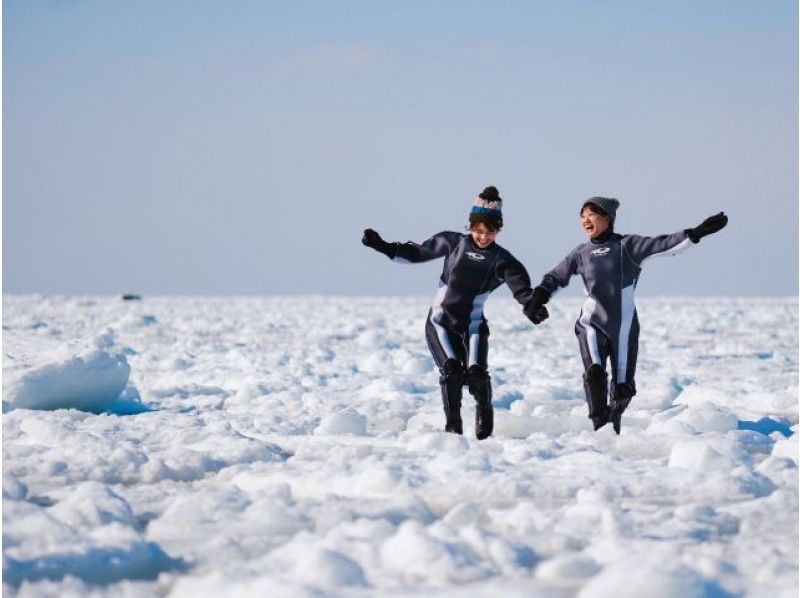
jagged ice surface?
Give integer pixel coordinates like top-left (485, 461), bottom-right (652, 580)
top-left (2, 295), bottom-right (797, 597)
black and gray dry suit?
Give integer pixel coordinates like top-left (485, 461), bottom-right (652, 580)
top-left (537, 229), bottom-right (693, 419)
top-left (392, 231), bottom-right (535, 436)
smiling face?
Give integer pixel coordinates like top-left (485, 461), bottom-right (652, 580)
top-left (581, 205), bottom-right (611, 239)
top-left (470, 222), bottom-right (498, 249)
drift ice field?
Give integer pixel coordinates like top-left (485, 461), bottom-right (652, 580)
top-left (2, 295), bottom-right (797, 597)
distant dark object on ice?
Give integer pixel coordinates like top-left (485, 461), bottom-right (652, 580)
top-left (122, 294), bottom-right (142, 301)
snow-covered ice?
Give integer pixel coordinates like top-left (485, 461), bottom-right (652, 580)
top-left (2, 295), bottom-right (797, 596)
top-left (3, 330), bottom-right (143, 414)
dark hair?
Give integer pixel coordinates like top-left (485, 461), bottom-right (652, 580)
top-left (580, 202), bottom-right (608, 217)
top-left (469, 213), bottom-right (502, 231)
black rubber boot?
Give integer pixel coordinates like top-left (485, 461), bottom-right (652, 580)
top-left (583, 364), bottom-right (609, 431)
top-left (467, 365), bottom-right (493, 440)
top-left (439, 359), bottom-right (464, 434)
top-left (609, 383), bottom-right (635, 435)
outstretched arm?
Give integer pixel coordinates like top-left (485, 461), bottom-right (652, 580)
top-left (362, 229), bottom-right (460, 263)
top-left (394, 231), bottom-right (462, 263)
top-left (625, 212), bottom-right (728, 266)
top-left (623, 212), bottom-right (727, 266)
top-left (624, 231), bottom-right (693, 266)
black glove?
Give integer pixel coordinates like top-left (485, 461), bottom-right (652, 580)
top-left (687, 212), bottom-right (728, 243)
top-left (524, 287), bottom-right (551, 325)
top-left (362, 228), bottom-right (397, 259)
top-left (526, 305), bottom-right (549, 325)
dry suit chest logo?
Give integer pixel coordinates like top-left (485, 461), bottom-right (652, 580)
top-left (465, 252), bottom-right (486, 261)
top-left (590, 247), bottom-right (611, 257)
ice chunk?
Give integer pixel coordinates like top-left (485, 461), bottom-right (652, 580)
top-left (537, 554), bottom-right (601, 581)
top-left (673, 385), bottom-right (729, 408)
top-left (380, 520), bottom-right (451, 579)
top-left (578, 556), bottom-right (713, 598)
top-left (668, 438), bottom-right (744, 472)
top-left (772, 434), bottom-right (798, 463)
top-left (293, 547), bottom-right (366, 587)
top-left (400, 355), bottom-right (434, 376)
top-left (673, 403), bottom-right (738, 433)
top-left (315, 410), bottom-right (368, 436)
top-left (48, 482), bottom-right (137, 529)
top-left (3, 500), bottom-right (180, 586)
top-left (3, 332), bottom-right (135, 413)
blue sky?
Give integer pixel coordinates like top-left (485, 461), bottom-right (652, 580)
top-left (4, 1), bottom-right (797, 296)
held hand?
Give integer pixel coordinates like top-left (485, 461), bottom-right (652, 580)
top-left (526, 305), bottom-right (549, 325)
top-left (523, 286), bottom-right (550, 322)
top-left (524, 289), bottom-right (550, 324)
top-left (531, 286), bottom-right (550, 306)
top-left (688, 212), bottom-right (728, 243)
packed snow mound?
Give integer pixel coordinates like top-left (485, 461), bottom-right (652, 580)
top-left (668, 437), bottom-right (746, 472)
top-left (577, 553), bottom-right (717, 598)
top-left (315, 409), bottom-right (368, 435)
top-left (3, 483), bottom-right (181, 587)
top-left (3, 331), bottom-right (140, 413)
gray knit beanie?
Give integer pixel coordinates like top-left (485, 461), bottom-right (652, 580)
top-left (581, 197), bottom-right (620, 221)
